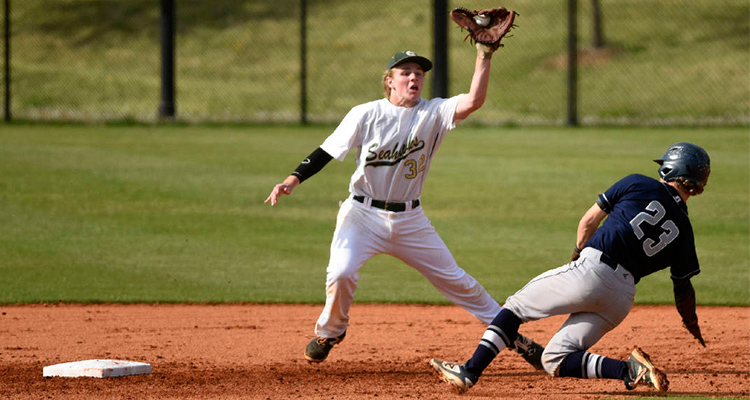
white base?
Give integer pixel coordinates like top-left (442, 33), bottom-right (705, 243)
top-left (43, 359), bottom-right (152, 378)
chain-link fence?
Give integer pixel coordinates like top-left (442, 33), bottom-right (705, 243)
top-left (3, 0), bottom-right (749, 125)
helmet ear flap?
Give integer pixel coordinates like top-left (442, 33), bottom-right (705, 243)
top-left (659, 166), bottom-right (673, 180)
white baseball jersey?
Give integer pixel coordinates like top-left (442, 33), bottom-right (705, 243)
top-left (320, 96), bottom-right (462, 202)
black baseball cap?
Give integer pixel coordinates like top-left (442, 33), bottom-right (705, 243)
top-left (386, 51), bottom-right (433, 72)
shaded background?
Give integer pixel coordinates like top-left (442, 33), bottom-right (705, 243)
top-left (2, 0), bottom-right (749, 125)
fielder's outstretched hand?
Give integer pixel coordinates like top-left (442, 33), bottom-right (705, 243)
top-left (265, 176), bottom-right (300, 206)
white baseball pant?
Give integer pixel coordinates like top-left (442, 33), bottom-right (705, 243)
top-left (314, 197), bottom-right (502, 338)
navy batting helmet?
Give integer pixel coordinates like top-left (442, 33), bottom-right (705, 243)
top-left (653, 142), bottom-right (711, 186)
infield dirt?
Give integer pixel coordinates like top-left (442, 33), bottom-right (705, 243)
top-left (1, 304), bottom-right (748, 399)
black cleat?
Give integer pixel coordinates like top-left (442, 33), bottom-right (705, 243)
top-left (304, 331), bottom-right (346, 363)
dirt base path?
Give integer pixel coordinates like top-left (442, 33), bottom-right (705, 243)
top-left (1, 304), bottom-right (748, 399)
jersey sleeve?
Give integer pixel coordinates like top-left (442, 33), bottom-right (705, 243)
top-left (671, 262), bottom-right (701, 280)
top-left (670, 230), bottom-right (701, 280)
top-left (320, 105), bottom-right (366, 161)
top-left (597, 174), bottom-right (643, 213)
top-left (596, 194), bottom-right (612, 214)
top-left (444, 94), bottom-right (464, 129)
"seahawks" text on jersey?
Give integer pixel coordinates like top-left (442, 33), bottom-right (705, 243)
top-left (365, 137), bottom-right (425, 167)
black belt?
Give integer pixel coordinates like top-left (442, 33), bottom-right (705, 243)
top-left (600, 252), bottom-right (620, 271)
top-left (353, 195), bottom-right (419, 212)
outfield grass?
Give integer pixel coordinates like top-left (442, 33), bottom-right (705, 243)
top-left (8, 0), bottom-right (749, 124)
top-left (0, 124), bottom-right (747, 305)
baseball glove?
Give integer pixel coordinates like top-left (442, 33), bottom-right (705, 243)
top-left (450, 7), bottom-right (517, 52)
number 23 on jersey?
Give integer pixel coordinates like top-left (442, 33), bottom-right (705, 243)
top-left (629, 200), bottom-right (680, 257)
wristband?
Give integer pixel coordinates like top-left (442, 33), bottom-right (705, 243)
top-left (573, 246), bottom-right (582, 254)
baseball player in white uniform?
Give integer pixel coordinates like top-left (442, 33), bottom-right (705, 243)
top-left (265, 47), bottom-right (543, 368)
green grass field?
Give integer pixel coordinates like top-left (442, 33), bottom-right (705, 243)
top-left (9, 0), bottom-right (749, 123)
top-left (0, 124), bottom-right (747, 306)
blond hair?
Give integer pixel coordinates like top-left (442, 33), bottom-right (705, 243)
top-left (672, 177), bottom-right (706, 195)
top-left (382, 69), bottom-right (394, 99)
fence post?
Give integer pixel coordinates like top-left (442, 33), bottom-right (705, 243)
top-left (567, 0), bottom-right (578, 126)
top-left (592, 0), bottom-right (605, 48)
top-left (431, 0), bottom-right (448, 99)
top-left (300, 0), bottom-right (307, 125)
top-left (3, 0), bottom-right (9, 122)
top-left (159, 0), bottom-right (175, 119)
